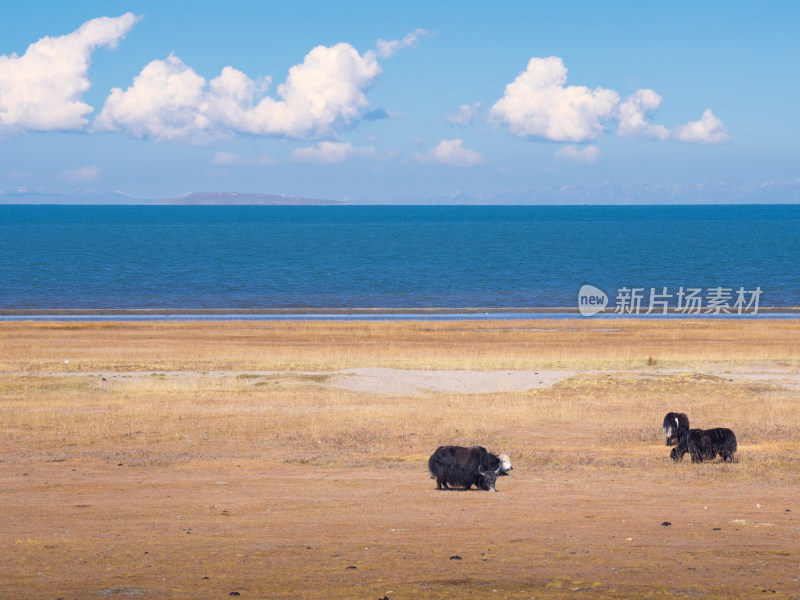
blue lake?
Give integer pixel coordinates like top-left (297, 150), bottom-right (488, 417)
top-left (1, 205), bottom-right (799, 310)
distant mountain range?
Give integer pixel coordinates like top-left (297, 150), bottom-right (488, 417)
top-left (415, 179), bottom-right (800, 205)
top-left (0, 188), bottom-right (163, 205)
top-left (1, 180), bottom-right (799, 205)
top-left (0, 189), bottom-right (339, 205)
top-left (164, 191), bottom-right (345, 205)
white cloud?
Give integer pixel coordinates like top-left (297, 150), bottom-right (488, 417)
top-left (554, 145), bottom-right (600, 163)
top-left (211, 151), bottom-right (239, 165)
top-left (489, 56), bottom-right (619, 142)
top-left (93, 43), bottom-right (381, 143)
top-left (445, 102), bottom-right (482, 126)
top-left (414, 139), bottom-right (484, 167)
top-left (211, 151), bottom-right (277, 166)
top-left (0, 13), bottom-right (140, 134)
top-left (60, 165), bottom-right (102, 182)
top-left (617, 89), bottom-right (670, 140)
top-left (674, 109), bottom-right (730, 144)
top-left (289, 141), bottom-right (375, 164)
top-left (489, 56), bottom-right (729, 146)
top-left (376, 28), bottom-right (432, 59)
top-left (92, 54), bottom-right (211, 142)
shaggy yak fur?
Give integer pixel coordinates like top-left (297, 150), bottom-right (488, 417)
top-left (428, 445), bottom-right (512, 492)
top-left (671, 428), bottom-right (738, 463)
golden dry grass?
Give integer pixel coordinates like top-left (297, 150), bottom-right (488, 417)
top-left (1, 318), bottom-right (799, 372)
top-left (2, 369), bottom-right (797, 477)
top-left (1, 319), bottom-right (799, 599)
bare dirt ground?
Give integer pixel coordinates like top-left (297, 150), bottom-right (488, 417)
top-left (3, 458), bottom-right (798, 600)
top-left (1, 320), bottom-right (799, 599)
top-left (16, 365), bottom-right (800, 395)
top-left (328, 368), bottom-right (576, 395)
top-left (328, 366), bottom-right (800, 395)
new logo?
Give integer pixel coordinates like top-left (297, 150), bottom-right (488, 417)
top-left (578, 284), bottom-right (608, 316)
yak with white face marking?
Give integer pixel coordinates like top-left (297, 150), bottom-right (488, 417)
top-left (428, 445), bottom-right (512, 492)
top-left (662, 412), bottom-right (690, 446)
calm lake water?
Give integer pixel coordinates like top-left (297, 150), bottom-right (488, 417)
top-left (2, 205), bottom-right (799, 311)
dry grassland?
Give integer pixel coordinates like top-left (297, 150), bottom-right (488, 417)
top-left (0, 319), bottom-right (799, 599)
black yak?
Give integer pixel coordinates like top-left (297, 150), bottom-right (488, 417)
top-left (670, 428), bottom-right (737, 463)
top-left (428, 445), bottom-right (512, 492)
top-left (662, 412), bottom-right (690, 446)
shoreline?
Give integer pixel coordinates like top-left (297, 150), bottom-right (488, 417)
top-left (0, 306), bottom-right (798, 320)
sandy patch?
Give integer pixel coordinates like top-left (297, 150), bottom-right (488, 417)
top-left (12, 365), bottom-right (800, 395)
top-left (7, 368), bottom-right (576, 395)
top-left (327, 368), bottom-right (575, 395)
top-left (327, 365), bottom-right (800, 395)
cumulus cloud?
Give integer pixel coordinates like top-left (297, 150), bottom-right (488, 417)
top-left (554, 145), bottom-right (600, 163)
top-left (445, 102), bottom-right (482, 126)
top-left (60, 165), bottom-right (102, 182)
top-left (376, 28), bottom-right (432, 59)
top-left (489, 56), bottom-right (619, 142)
top-left (92, 54), bottom-right (210, 141)
top-left (289, 141), bottom-right (375, 164)
top-left (617, 89), bottom-right (670, 140)
top-left (490, 56), bottom-right (729, 146)
top-left (211, 152), bottom-right (277, 166)
top-left (673, 109), bottom-right (730, 144)
top-left (414, 139), bottom-right (484, 167)
top-left (93, 43), bottom-right (381, 143)
top-left (0, 13), bottom-right (139, 134)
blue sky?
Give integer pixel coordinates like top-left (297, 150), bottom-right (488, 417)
top-left (1, 1), bottom-right (798, 202)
